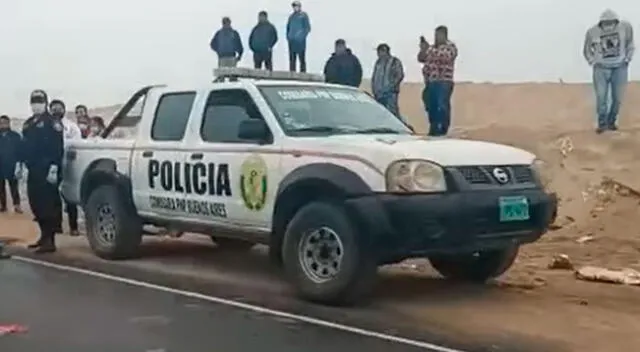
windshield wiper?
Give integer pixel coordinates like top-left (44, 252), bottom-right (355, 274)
top-left (288, 126), bottom-right (353, 134)
top-left (353, 127), bottom-right (405, 134)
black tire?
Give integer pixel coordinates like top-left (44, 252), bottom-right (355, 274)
top-left (84, 184), bottom-right (142, 260)
top-left (429, 246), bottom-right (519, 282)
top-left (210, 236), bottom-right (255, 251)
top-left (282, 201), bottom-right (377, 306)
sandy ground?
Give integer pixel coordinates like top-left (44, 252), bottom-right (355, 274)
top-left (2, 81), bottom-right (640, 351)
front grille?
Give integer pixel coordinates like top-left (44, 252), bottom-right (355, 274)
top-left (454, 165), bottom-right (535, 185)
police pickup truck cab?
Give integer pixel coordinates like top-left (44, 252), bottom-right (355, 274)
top-left (61, 68), bottom-right (557, 306)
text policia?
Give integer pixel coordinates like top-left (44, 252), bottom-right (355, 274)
top-left (147, 159), bottom-right (230, 218)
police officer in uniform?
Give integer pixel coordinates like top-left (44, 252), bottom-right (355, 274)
top-left (22, 90), bottom-right (64, 253)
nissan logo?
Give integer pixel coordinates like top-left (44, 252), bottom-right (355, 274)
top-left (492, 167), bottom-right (510, 184)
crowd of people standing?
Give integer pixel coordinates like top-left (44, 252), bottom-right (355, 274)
top-left (0, 94), bottom-right (106, 256)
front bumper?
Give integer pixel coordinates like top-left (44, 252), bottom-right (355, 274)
top-left (346, 189), bottom-right (558, 263)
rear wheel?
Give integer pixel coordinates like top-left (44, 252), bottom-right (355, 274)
top-left (85, 184), bottom-right (142, 260)
top-left (429, 246), bottom-right (519, 282)
top-left (282, 201), bottom-right (377, 306)
top-left (210, 236), bottom-right (255, 251)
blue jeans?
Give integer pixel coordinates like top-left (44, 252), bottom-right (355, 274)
top-left (375, 92), bottom-right (403, 121)
top-left (593, 64), bottom-right (628, 128)
top-left (426, 81), bottom-right (454, 136)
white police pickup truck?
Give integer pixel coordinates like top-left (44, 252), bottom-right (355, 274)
top-left (61, 68), bottom-right (557, 305)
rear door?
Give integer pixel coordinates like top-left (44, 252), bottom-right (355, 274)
top-left (130, 90), bottom-right (197, 220)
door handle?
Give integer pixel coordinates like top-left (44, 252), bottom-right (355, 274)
top-left (142, 151), bottom-right (153, 158)
top-left (190, 153), bottom-right (203, 160)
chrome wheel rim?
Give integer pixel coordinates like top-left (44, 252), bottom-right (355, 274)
top-left (298, 226), bottom-right (344, 283)
top-left (95, 203), bottom-right (116, 246)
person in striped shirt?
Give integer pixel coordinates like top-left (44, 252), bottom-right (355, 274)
top-left (418, 25), bottom-right (458, 136)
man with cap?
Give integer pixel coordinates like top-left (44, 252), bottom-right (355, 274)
top-left (583, 9), bottom-right (635, 134)
top-left (50, 99), bottom-right (82, 236)
top-left (323, 39), bottom-right (363, 87)
top-left (371, 43), bottom-right (405, 120)
top-left (21, 90), bottom-right (64, 253)
top-left (210, 17), bottom-right (244, 68)
top-left (286, 1), bottom-right (311, 72)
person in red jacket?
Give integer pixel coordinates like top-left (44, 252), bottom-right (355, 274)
top-left (418, 25), bottom-right (458, 136)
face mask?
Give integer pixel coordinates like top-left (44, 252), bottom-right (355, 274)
top-left (31, 103), bottom-right (46, 114)
top-left (79, 123), bottom-right (88, 129)
top-left (52, 112), bottom-right (64, 119)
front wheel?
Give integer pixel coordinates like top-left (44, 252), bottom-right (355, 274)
top-left (282, 201), bottom-right (377, 306)
top-left (85, 184), bottom-right (142, 260)
top-left (429, 246), bottom-right (519, 282)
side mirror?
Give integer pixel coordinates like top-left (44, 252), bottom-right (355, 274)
top-left (238, 119), bottom-right (270, 142)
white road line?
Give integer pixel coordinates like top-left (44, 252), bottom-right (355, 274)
top-left (12, 255), bottom-right (466, 352)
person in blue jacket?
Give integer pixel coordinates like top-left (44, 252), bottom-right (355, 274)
top-left (210, 17), bottom-right (244, 68)
top-left (286, 1), bottom-right (311, 72)
top-left (249, 11), bottom-right (278, 71)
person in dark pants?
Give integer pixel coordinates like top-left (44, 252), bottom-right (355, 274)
top-left (323, 39), bottom-right (363, 87)
top-left (0, 115), bottom-right (23, 213)
top-left (286, 1), bottom-right (311, 72)
top-left (51, 99), bottom-right (82, 236)
top-left (210, 17), bottom-right (244, 68)
top-left (21, 90), bottom-right (64, 253)
top-left (418, 26), bottom-right (458, 136)
top-left (249, 11), bottom-right (278, 71)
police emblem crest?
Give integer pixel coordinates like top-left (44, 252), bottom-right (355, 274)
top-left (53, 122), bottom-right (63, 132)
top-left (239, 155), bottom-right (268, 211)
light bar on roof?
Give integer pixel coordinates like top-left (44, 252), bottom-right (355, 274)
top-left (213, 67), bottom-right (324, 82)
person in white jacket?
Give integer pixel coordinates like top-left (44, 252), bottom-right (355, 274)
top-left (49, 99), bottom-right (82, 236)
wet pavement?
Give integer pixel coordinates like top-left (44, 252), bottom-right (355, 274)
top-left (0, 259), bottom-right (437, 352)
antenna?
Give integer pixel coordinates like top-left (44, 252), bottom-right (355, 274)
top-left (213, 67), bottom-right (324, 83)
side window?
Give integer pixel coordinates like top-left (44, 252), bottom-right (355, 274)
top-left (151, 92), bottom-right (196, 141)
top-left (200, 89), bottom-right (268, 143)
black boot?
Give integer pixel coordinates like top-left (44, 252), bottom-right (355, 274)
top-left (27, 238), bottom-right (43, 249)
top-left (34, 238), bottom-right (56, 254)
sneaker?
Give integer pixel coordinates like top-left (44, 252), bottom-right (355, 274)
top-left (69, 229), bottom-right (80, 237)
top-left (0, 207), bottom-right (7, 213)
top-left (608, 125), bottom-right (618, 131)
top-left (13, 206), bottom-right (22, 214)
top-left (596, 127), bottom-right (606, 134)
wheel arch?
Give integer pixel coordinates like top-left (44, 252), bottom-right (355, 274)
top-left (80, 158), bottom-right (134, 207)
top-left (269, 163), bottom-right (373, 262)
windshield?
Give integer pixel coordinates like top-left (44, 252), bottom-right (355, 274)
top-left (259, 86), bottom-right (412, 136)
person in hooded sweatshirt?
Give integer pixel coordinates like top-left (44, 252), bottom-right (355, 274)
top-left (0, 115), bottom-right (23, 214)
top-left (249, 11), bottom-right (278, 71)
top-left (50, 99), bottom-right (82, 237)
top-left (21, 90), bottom-right (64, 253)
top-left (583, 9), bottom-right (635, 134)
top-left (210, 17), bottom-right (244, 68)
top-left (286, 1), bottom-right (311, 72)
top-left (323, 39), bottom-right (363, 87)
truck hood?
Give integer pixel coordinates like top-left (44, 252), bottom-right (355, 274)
top-left (296, 135), bottom-right (536, 166)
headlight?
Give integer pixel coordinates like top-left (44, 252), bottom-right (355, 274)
top-left (386, 160), bottom-right (447, 193)
top-left (531, 159), bottom-right (552, 189)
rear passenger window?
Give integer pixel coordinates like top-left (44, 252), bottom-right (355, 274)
top-left (200, 89), bottom-right (268, 143)
top-left (151, 92), bottom-right (195, 141)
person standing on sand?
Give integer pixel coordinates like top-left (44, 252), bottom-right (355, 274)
top-left (323, 39), bottom-right (363, 87)
top-left (371, 43), bottom-right (405, 120)
top-left (286, 1), bottom-right (311, 72)
top-left (50, 99), bottom-right (82, 237)
top-left (418, 26), bottom-right (458, 136)
top-left (0, 115), bottom-right (23, 214)
top-left (210, 17), bottom-right (244, 68)
top-left (583, 9), bottom-right (635, 134)
top-left (249, 11), bottom-right (278, 71)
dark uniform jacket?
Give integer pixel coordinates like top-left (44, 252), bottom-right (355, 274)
top-left (0, 129), bottom-right (22, 180)
top-left (21, 113), bottom-right (64, 178)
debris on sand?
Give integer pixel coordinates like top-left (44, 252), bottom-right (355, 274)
top-left (575, 266), bottom-right (640, 286)
top-left (556, 137), bottom-right (574, 158)
top-left (576, 234), bottom-right (595, 244)
top-left (548, 254), bottom-right (574, 270)
top-left (601, 177), bottom-right (640, 199)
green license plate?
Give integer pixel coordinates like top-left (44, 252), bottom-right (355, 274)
top-left (499, 196), bottom-right (530, 222)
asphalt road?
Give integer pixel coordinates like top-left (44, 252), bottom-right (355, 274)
top-left (0, 259), bottom-right (435, 352)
